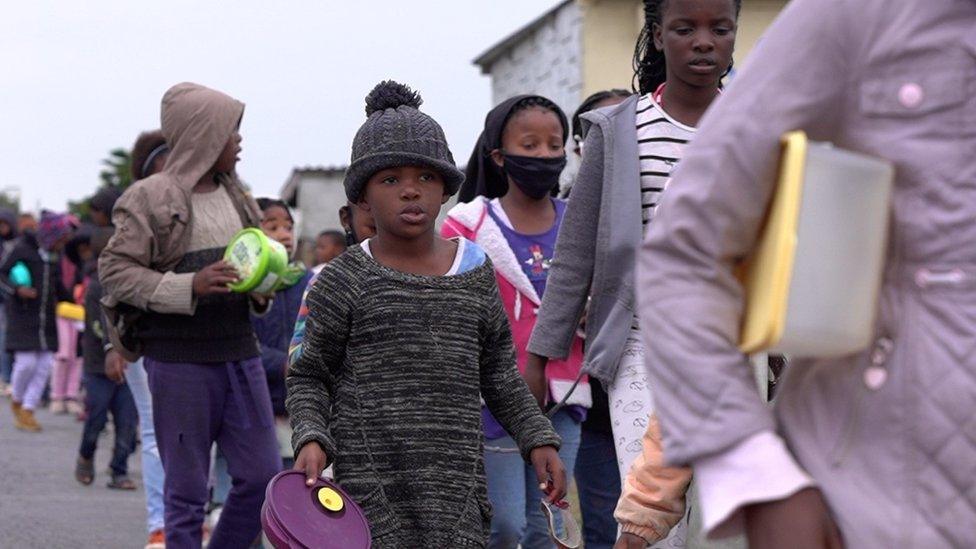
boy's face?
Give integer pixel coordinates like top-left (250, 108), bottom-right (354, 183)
top-left (214, 131), bottom-right (242, 174)
top-left (315, 235), bottom-right (345, 265)
top-left (259, 205), bottom-right (295, 255)
top-left (359, 166), bottom-right (447, 241)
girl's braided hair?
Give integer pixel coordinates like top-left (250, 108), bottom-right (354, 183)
top-left (632, 0), bottom-right (742, 95)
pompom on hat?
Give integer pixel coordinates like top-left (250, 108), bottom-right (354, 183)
top-left (343, 81), bottom-right (464, 202)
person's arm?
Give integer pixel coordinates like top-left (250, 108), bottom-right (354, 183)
top-left (480, 282), bottom-right (561, 458)
top-left (285, 268), bottom-right (353, 469)
top-left (0, 245), bottom-right (22, 297)
top-left (638, 0), bottom-right (853, 540)
top-left (480, 281), bottom-right (566, 502)
top-left (614, 416), bottom-right (693, 547)
top-left (98, 187), bottom-right (194, 314)
top-left (527, 125), bottom-right (605, 360)
top-left (252, 312), bottom-right (288, 385)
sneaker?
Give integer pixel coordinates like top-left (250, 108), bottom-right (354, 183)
top-left (49, 399), bottom-right (67, 414)
top-left (15, 408), bottom-right (42, 432)
top-left (66, 399), bottom-right (83, 416)
top-left (144, 529), bottom-right (165, 549)
top-left (2, 385), bottom-right (12, 398)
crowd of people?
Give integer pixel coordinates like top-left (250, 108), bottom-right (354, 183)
top-left (3, 0), bottom-right (975, 547)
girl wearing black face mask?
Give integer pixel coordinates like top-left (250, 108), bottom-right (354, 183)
top-left (446, 96), bottom-right (589, 549)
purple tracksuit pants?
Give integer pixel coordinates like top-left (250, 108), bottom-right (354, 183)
top-left (146, 357), bottom-right (281, 548)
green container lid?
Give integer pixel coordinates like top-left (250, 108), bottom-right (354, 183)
top-left (224, 228), bottom-right (289, 294)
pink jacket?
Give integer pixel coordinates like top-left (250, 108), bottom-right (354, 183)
top-left (442, 199), bottom-right (589, 408)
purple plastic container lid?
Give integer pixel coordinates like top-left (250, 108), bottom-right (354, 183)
top-left (263, 471), bottom-right (372, 549)
top-left (262, 502), bottom-right (292, 549)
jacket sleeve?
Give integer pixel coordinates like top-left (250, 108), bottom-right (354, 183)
top-left (98, 186), bottom-right (195, 315)
top-left (638, 0), bottom-right (853, 536)
top-left (0, 244), bottom-right (22, 296)
top-left (480, 278), bottom-right (561, 460)
top-left (615, 415), bottom-right (693, 543)
top-left (253, 312), bottom-right (287, 383)
top-left (527, 126), bottom-right (604, 359)
top-left (285, 267), bottom-right (353, 464)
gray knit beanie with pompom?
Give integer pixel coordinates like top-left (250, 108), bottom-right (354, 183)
top-left (343, 81), bottom-right (464, 202)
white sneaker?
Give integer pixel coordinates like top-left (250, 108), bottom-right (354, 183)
top-left (49, 399), bottom-right (67, 414)
top-left (66, 399), bottom-right (83, 416)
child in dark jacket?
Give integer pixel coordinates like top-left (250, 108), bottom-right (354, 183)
top-left (0, 211), bottom-right (74, 432)
top-left (75, 227), bottom-right (138, 490)
top-left (287, 81), bottom-right (566, 548)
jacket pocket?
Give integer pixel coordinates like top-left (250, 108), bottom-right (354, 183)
top-left (859, 67), bottom-right (967, 119)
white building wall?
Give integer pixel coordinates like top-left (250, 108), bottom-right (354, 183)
top-left (294, 173), bottom-right (347, 241)
top-left (487, 2), bottom-right (584, 121)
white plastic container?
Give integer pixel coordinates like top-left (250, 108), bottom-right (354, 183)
top-left (739, 132), bottom-right (895, 358)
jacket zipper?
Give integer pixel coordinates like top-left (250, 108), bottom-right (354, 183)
top-left (38, 257), bottom-right (50, 352)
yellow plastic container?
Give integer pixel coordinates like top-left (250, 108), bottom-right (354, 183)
top-left (56, 302), bottom-right (85, 322)
top-left (737, 131), bottom-right (894, 357)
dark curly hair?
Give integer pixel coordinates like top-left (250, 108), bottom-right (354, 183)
top-left (256, 197), bottom-right (294, 223)
top-left (633, 0), bottom-right (742, 95)
top-left (572, 89), bottom-right (632, 144)
top-left (130, 129), bottom-right (168, 181)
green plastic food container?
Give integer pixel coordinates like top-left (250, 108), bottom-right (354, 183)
top-left (224, 228), bottom-right (289, 294)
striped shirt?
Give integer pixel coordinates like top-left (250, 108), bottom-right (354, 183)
top-left (636, 94), bottom-right (696, 229)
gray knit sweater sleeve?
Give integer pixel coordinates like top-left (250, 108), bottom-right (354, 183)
top-left (285, 264), bottom-right (355, 463)
top-left (480, 281), bottom-right (562, 459)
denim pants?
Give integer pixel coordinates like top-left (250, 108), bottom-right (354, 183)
top-left (484, 408), bottom-right (582, 549)
top-left (79, 373), bottom-right (138, 475)
top-left (146, 358), bottom-right (281, 549)
top-left (574, 429), bottom-right (621, 549)
top-left (126, 359), bottom-right (166, 533)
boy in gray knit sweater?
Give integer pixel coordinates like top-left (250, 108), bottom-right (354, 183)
top-left (286, 82), bottom-right (565, 548)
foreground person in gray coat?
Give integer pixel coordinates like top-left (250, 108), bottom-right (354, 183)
top-left (638, 0), bottom-right (976, 547)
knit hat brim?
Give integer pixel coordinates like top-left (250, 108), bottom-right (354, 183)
top-left (344, 152), bottom-right (465, 203)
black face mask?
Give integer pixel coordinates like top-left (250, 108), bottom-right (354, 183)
top-left (502, 153), bottom-right (567, 199)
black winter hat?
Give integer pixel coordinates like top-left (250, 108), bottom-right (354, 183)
top-left (343, 81), bottom-right (464, 202)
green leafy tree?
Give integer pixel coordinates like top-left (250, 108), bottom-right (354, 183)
top-left (100, 148), bottom-right (133, 190)
top-left (70, 147), bottom-right (133, 221)
top-left (0, 190), bottom-right (19, 213)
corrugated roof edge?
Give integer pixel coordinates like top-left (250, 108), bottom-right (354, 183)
top-left (280, 165), bottom-right (348, 206)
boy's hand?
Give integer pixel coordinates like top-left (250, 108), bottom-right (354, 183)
top-left (104, 350), bottom-right (127, 383)
top-left (614, 533), bottom-right (649, 549)
top-left (16, 287), bottom-right (38, 300)
top-left (530, 446), bottom-right (566, 504)
top-left (294, 442), bottom-right (328, 486)
top-left (524, 353), bottom-right (549, 409)
top-left (193, 261), bottom-right (238, 297)
top-left (745, 488), bottom-right (843, 549)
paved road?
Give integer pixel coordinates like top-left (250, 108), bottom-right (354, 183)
top-left (0, 399), bottom-right (148, 548)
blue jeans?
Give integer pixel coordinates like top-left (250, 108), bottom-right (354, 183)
top-left (79, 373), bottom-right (138, 475)
top-left (126, 359), bottom-right (166, 533)
top-left (575, 429), bottom-right (621, 549)
top-left (484, 409), bottom-right (582, 549)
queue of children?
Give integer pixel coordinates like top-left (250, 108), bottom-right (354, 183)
top-left (8, 0), bottom-right (974, 547)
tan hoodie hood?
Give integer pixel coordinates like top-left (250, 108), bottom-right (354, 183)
top-left (160, 82), bottom-right (244, 190)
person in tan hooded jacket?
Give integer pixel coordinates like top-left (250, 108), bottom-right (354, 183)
top-left (99, 82), bottom-right (281, 549)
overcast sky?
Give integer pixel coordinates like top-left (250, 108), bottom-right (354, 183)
top-left (1, 0), bottom-right (557, 211)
